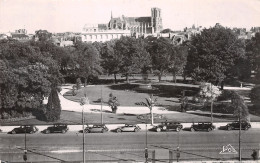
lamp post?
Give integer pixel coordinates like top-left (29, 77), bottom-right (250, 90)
top-left (144, 118), bottom-right (148, 163)
top-left (23, 127), bottom-right (27, 162)
top-left (101, 86), bottom-right (103, 124)
top-left (149, 94), bottom-right (155, 125)
top-left (239, 109), bottom-right (242, 162)
top-left (80, 97), bottom-right (89, 163)
top-left (142, 118), bottom-right (148, 163)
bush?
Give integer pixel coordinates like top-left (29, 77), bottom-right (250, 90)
top-left (108, 93), bottom-right (120, 113)
top-left (72, 85), bottom-right (77, 96)
top-left (76, 78), bottom-right (82, 90)
top-left (250, 85), bottom-right (260, 105)
top-left (217, 90), bottom-right (232, 101)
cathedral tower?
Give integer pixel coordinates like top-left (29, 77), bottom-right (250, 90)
top-left (151, 8), bottom-right (163, 33)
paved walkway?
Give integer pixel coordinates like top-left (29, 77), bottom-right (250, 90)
top-left (59, 85), bottom-right (179, 115)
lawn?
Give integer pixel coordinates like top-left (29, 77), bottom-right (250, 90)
top-left (63, 83), bottom-right (199, 107)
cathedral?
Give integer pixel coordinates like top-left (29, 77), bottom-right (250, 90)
top-left (107, 7), bottom-right (163, 35)
top-left (81, 8), bottom-right (163, 42)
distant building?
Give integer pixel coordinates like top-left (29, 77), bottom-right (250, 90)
top-left (0, 33), bottom-right (8, 40)
top-left (10, 29), bottom-right (30, 42)
top-left (81, 24), bottom-right (131, 43)
top-left (81, 7), bottom-right (163, 43)
top-left (52, 32), bottom-right (79, 47)
top-left (250, 27), bottom-right (260, 33)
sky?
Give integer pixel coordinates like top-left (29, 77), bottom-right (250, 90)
top-left (0, 0), bottom-right (260, 34)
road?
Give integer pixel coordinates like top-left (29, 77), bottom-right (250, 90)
top-left (0, 129), bottom-right (259, 162)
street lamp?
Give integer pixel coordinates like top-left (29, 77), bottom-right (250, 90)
top-left (80, 96), bottom-right (89, 163)
top-left (101, 85), bottom-right (103, 124)
top-left (143, 118), bottom-right (148, 163)
top-left (23, 127), bottom-right (27, 162)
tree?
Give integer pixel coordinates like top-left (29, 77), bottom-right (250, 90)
top-left (168, 45), bottom-right (188, 83)
top-left (108, 93), bottom-right (120, 113)
top-left (114, 36), bottom-right (151, 83)
top-left (74, 43), bottom-right (102, 86)
top-left (146, 37), bottom-right (173, 82)
top-left (101, 40), bottom-right (123, 83)
top-left (34, 30), bottom-right (52, 42)
top-left (185, 24), bottom-right (245, 87)
top-left (230, 91), bottom-right (249, 121)
top-left (136, 94), bottom-right (157, 125)
top-left (0, 39), bottom-right (61, 120)
top-left (246, 32), bottom-right (260, 83)
top-left (161, 28), bottom-right (174, 33)
top-left (250, 85), bottom-right (260, 106)
top-left (198, 83), bottom-right (221, 122)
top-left (45, 87), bottom-right (61, 122)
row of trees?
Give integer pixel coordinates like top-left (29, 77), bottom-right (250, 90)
top-left (1, 25), bottom-right (259, 121)
top-left (33, 26), bottom-right (260, 88)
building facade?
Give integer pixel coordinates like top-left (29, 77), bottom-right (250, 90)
top-left (108, 7), bottom-right (162, 35)
top-left (81, 7), bottom-right (163, 43)
top-left (81, 24), bottom-right (131, 43)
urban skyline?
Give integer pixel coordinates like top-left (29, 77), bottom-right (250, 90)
top-left (0, 0), bottom-right (260, 34)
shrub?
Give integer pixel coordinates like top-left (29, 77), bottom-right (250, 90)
top-left (108, 93), bottom-right (120, 113)
top-left (76, 78), bottom-right (82, 90)
top-left (250, 85), bottom-right (260, 105)
top-left (72, 85), bottom-right (77, 96)
top-left (45, 88), bottom-right (61, 122)
top-left (217, 90), bottom-right (232, 101)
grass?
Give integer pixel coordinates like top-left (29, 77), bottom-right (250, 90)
top-left (63, 83), bottom-right (199, 107)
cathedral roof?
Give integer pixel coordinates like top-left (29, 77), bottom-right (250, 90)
top-left (109, 16), bottom-right (151, 25)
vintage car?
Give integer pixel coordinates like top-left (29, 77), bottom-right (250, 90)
top-left (190, 122), bottom-right (215, 132)
top-left (116, 124), bottom-right (141, 133)
top-left (226, 121), bottom-right (251, 130)
top-left (42, 124), bottom-right (69, 134)
top-left (10, 125), bottom-right (38, 134)
top-left (84, 124), bottom-right (109, 133)
top-left (155, 122), bottom-right (183, 132)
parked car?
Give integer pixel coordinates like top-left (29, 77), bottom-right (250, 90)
top-left (226, 121), bottom-right (251, 130)
top-left (190, 122), bottom-right (215, 132)
top-left (84, 124), bottom-right (109, 133)
top-left (116, 124), bottom-right (141, 133)
top-left (10, 125), bottom-right (38, 134)
top-left (155, 122), bottom-right (183, 132)
top-left (42, 124), bottom-right (69, 134)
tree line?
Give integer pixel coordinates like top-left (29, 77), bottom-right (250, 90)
top-left (0, 25), bottom-right (259, 121)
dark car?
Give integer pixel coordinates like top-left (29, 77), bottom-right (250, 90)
top-left (10, 125), bottom-right (38, 134)
top-left (226, 121), bottom-right (251, 130)
top-left (116, 124), bottom-right (141, 133)
top-left (42, 124), bottom-right (69, 134)
top-left (155, 122), bottom-right (183, 132)
top-left (84, 124), bottom-right (109, 133)
top-left (190, 122), bottom-right (215, 132)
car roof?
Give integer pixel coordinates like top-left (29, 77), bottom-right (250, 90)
top-left (93, 124), bottom-right (106, 126)
top-left (197, 122), bottom-right (212, 123)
